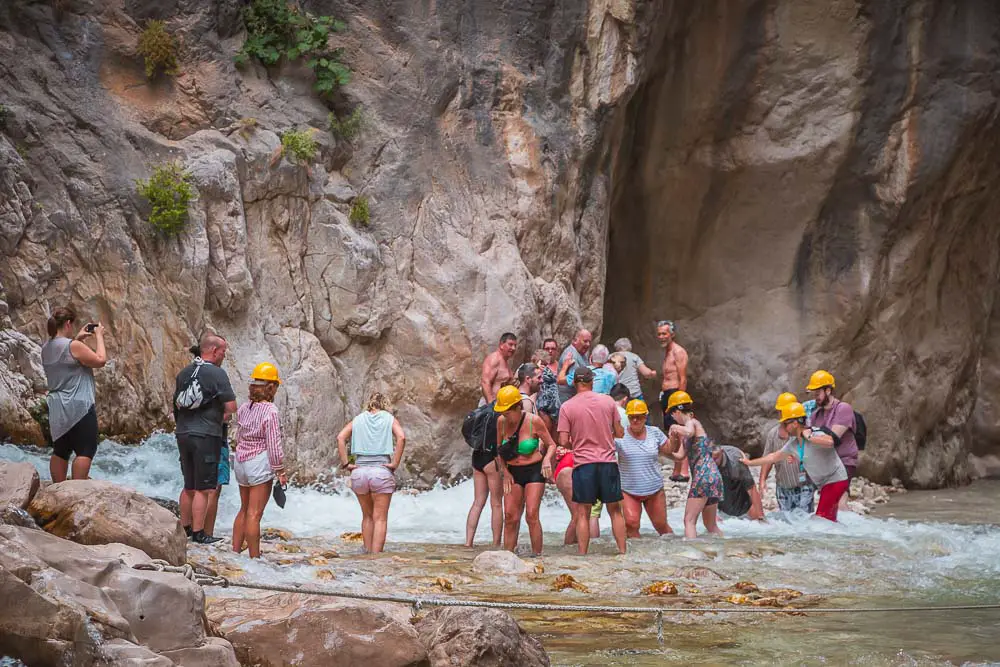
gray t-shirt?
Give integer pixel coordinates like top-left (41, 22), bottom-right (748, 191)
top-left (781, 435), bottom-right (847, 488)
top-left (717, 445), bottom-right (754, 517)
top-left (617, 351), bottom-right (646, 397)
top-left (557, 345), bottom-right (588, 403)
top-left (762, 423), bottom-right (802, 489)
top-left (41, 337), bottom-right (96, 442)
top-left (174, 361), bottom-right (236, 438)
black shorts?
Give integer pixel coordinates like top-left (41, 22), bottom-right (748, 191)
top-left (507, 461), bottom-right (545, 487)
top-left (472, 447), bottom-right (498, 473)
top-left (572, 462), bottom-right (623, 505)
top-left (52, 406), bottom-right (98, 460)
top-left (660, 389), bottom-right (679, 429)
top-left (177, 433), bottom-right (222, 491)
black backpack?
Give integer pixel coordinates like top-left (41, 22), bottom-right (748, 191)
top-left (462, 402), bottom-right (499, 453)
top-left (854, 410), bottom-right (867, 451)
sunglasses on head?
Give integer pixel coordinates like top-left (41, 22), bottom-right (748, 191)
top-left (672, 404), bottom-right (693, 413)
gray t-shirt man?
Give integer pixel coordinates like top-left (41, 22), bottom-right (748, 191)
top-left (762, 423), bottom-right (804, 489)
top-left (557, 345), bottom-right (588, 404)
top-left (616, 351), bottom-right (647, 399)
top-left (174, 361), bottom-right (236, 438)
top-left (781, 436), bottom-right (847, 488)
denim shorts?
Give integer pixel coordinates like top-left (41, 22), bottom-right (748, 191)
top-left (776, 483), bottom-right (816, 513)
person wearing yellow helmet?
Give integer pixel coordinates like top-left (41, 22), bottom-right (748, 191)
top-left (663, 392), bottom-right (724, 538)
top-left (493, 384), bottom-right (558, 555)
top-left (615, 399), bottom-right (674, 538)
top-left (807, 370), bottom-right (859, 511)
top-left (337, 392), bottom-right (407, 554)
top-left (232, 361), bottom-right (286, 558)
top-left (759, 392), bottom-right (817, 513)
top-left (741, 402), bottom-right (849, 521)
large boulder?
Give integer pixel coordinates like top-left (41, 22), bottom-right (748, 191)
top-left (0, 460), bottom-right (40, 509)
top-left (206, 593), bottom-right (429, 667)
top-left (0, 525), bottom-right (238, 666)
top-left (415, 607), bottom-right (549, 667)
top-left (472, 550), bottom-right (533, 575)
top-left (28, 480), bottom-right (186, 565)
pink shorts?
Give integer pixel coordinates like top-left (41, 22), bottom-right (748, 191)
top-left (350, 466), bottom-right (396, 495)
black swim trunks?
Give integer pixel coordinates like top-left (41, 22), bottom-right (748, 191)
top-left (51, 405), bottom-right (98, 461)
top-left (572, 461), bottom-right (623, 505)
top-left (472, 446), bottom-right (498, 473)
top-left (177, 433), bottom-right (222, 491)
top-left (507, 461), bottom-right (546, 487)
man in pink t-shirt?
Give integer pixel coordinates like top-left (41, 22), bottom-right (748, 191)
top-left (550, 366), bottom-right (626, 555)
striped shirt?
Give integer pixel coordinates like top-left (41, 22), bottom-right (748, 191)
top-left (235, 401), bottom-right (284, 470)
top-left (762, 422), bottom-right (801, 489)
top-left (615, 426), bottom-right (668, 496)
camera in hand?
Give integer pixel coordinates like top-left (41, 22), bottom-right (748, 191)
top-left (85, 323), bottom-right (98, 333)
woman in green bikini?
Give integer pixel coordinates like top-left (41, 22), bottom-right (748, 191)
top-left (494, 385), bottom-right (558, 555)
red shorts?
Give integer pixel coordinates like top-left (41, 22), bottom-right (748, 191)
top-left (815, 479), bottom-right (849, 521)
top-left (554, 452), bottom-right (574, 480)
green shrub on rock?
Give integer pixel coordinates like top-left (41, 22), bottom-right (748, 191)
top-left (281, 129), bottom-right (318, 162)
top-left (349, 196), bottom-right (370, 226)
top-left (328, 107), bottom-right (365, 142)
top-left (235, 0), bottom-right (350, 96)
top-left (136, 162), bottom-right (194, 236)
top-left (137, 20), bottom-right (179, 78)
top-left (0, 104), bottom-right (9, 130)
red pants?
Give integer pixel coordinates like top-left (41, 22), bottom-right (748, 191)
top-left (815, 479), bottom-right (849, 521)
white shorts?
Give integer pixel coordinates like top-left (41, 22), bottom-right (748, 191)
top-left (234, 450), bottom-right (274, 487)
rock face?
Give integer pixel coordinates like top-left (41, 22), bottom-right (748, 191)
top-left (1, 0), bottom-right (999, 487)
top-left (603, 0), bottom-right (1000, 487)
top-left (0, 460), bottom-right (40, 509)
top-left (415, 607), bottom-right (550, 667)
top-left (0, 524), bottom-right (239, 666)
top-left (28, 480), bottom-right (187, 565)
top-left (206, 593), bottom-right (430, 667)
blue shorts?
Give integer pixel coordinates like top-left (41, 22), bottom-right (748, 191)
top-left (572, 462), bottom-right (623, 505)
top-left (217, 445), bottom-right (231, 486)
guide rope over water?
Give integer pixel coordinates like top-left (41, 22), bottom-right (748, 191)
top-left (133, 558), bottom-right (1000, 640)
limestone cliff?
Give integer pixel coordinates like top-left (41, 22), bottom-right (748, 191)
top-left (2, 0), bottom-right (999, 488)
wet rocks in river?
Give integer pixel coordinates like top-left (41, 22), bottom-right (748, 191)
top-left (472, 550), bottom-right (533, 575)
top-left (415, 607), bottom-right (550, 667)
top-left (0, 460), bottom-right (39, 509)
top-left (149, 496), bottom-right (181, 518)
top-left (28, 480), bottom-right (187, 565)
top-left (261, 527), bottom-right (293, 541)
top-left (642, 580), bottom-right (679, 596)
top-left (0, 503), bottom-right (38, 529)
top-left (551, 574), bottom-right (589, 593)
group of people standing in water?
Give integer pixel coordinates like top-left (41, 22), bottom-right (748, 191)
top-left (468, 321), bottom-right (863, 555)
top-left (38, 306), bottom-right (861, 559)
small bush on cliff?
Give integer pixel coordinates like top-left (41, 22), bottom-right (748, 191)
top-left (135, 162), bottom-right (194, 236)
top-left (328, 107), bottom-right (365, 142)
top-left (349, 196), bottom-right (370, 226)
top-left (281, 129), bottom-right (318, 162)
top-left (0, 104), bottom-right (9, 130)
top-left (137, 20), bottom-right (179, 78)
top-left (235, 0), bottom-right (350, 96)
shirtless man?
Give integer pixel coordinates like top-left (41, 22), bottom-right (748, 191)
top-left (481, 333), bottom-right (518, 404)
top-left (656, 320), bottom-right (690, 481)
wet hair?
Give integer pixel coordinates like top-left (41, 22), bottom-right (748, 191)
top-left (542, 337), bottom-right (558, 348)
top-left (365, 392), bottom-right (391, 412)
top-left (530, 349), bottom-right (549, 365)
top-left (47, 306), bottom-right (77, 337)
top-left (590, 344), bottom-right (610, 365)
top-left (499, 332), bottom-right (517, 344)
top-left (516, 362), bottom-right (539, 384)
top-left (249, 381), bottom-right (279, 403)
top-left (188, 344), bottom-right (201, 357)
top-left (609, 383), bottom-right (631, 401)
top-left (656, 320), bottom-right (676, 335)
top-left (614, 337), bottom-right (632, 352)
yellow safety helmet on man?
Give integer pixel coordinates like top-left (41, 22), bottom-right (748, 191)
top-left (493, 385), bottom-right (522, 413)
top-left (806, 370), bottom-right (836, 391)
top-left (774, 392), bottom-right (798, 411)
top-left (665, 390), bottom-right (693, 411)
top-left (779, 402), bottom-right (807, 423)
top-left (250, 362), bottom-right (281, 384)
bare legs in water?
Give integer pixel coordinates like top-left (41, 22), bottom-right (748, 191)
top-left (465, 461), bottom-right (503, 547)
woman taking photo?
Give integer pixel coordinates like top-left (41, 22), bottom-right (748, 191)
top-left (495, 385), bottom-right (557, 555)
top-left (232, 362), bottom-right (286, 558)
top-left (664, 391), bottom-right (723, 539)
top-left (337, 392), bottom-right (406, 554)
top-left (615, 400), bottom-right (673, 538)
top-left (40, 307), bottom-right (107, 482)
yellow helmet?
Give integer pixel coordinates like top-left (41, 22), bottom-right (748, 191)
top-left (806, 370), bottom-right (836, 391)
top-left (250, 362), bottom-right (281, 384)
top-left (494, 385), bottom-right (522, 413)
top-left (774, 392), bottom-right (798, 411)
top-left (625, 399), bottom-right (649, 416)
top-left (779, 402), bottom-right (807, 423)
top-left (666, 390), bottom-right (693, 411)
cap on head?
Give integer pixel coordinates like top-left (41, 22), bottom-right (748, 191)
top-left (574, 366), bottom-right (595, 384)
top-left (494, 385), bottom-right (522, 413)
top-left (625, 399), bottom-right (648, 416)
top-left (666, 390), bottom-right (693, 411)
top-left (779, 402), bottom-right (807, 423)
top-left (774, 392), bottom-right (798, 411)
top-left (806, 370), bottom-right (836, 391)
top-left (250, 362), bottom-right (281, 384)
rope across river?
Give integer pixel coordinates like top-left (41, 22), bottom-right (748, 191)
top-left (133, 559), bottom-right (1000, 625)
